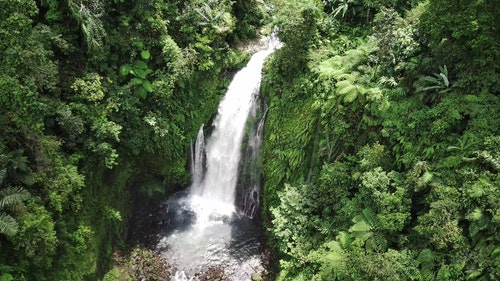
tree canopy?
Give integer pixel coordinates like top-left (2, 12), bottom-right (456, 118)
top-left (0, 0), bottom-right (266, 279)
top-left (262, 0), bottom-right (499, 280)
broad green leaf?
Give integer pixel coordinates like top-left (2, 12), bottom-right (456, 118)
top-left (135, 87), bottom-right (147, 99)
top-left (130, 77), bottom-right (143, 86)
top-left (142, 80), bottom-right (153, 92)
top-left (141, 50), bottom-right (151, 60)
top-left (119, 64), bottom-right (131, 76)
top-left (133, 60), bottom-right (148, 70)
top-left (134, 68), bottom-right (148, 79)
top-left (349, 219), bottom-right (371, 233)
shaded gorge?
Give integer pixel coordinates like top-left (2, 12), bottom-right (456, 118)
top-left (155, 33), bottom-right (281, 281)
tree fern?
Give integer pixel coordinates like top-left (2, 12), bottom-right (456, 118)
top-left (195, 0), bottom-right (234, 34)
top-left (492, 246), bottom-right (500, 268)
top-left (348, 208), bottom-right (389, 252)
top-left (466, 208), bottom-right (490, 243)
top-left (0, 187), bottom-right (30, 237)
top-left (416, 171), bottom-right (434, 189)
top-left (420, 269), bottom-right (435, 281)
top-left (336, 81), bottom-right (358, 102)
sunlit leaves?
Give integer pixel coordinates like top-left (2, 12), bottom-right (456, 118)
top-left (189, 0), bottom-right (235, 34)
top-left (119, 60), bottom-right (154, 99)
top-left (360, 168), bottom-right (411, 233)
top-left (140, 49), bottom-right (151, 60)
top-left (72, 73), bottom-right (105, 103)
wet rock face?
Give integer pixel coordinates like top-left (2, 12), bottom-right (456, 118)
top-left (236, 34), bottom-right (269, 54)
top-left (127, 193), bottom-right (165, 248)
top-left (197, 267), bottom-right (228, 281)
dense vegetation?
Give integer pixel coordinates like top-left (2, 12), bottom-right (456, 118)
top-left (0, 0), bottom-right (266, 280)
top-left (1, 0), bottom-right (498, 280)
top-left (261, 0), bottom-right (499, 280)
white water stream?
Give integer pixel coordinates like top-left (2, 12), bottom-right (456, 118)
top-left (157, 33), bottom-right (281, 280)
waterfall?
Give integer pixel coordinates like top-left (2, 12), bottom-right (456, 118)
top-left (158, 30), bottom-right (282, 280)
top-left (191, 124), bottom-right (205, 187)
top-left (189, 36), bottom-right (280, 219)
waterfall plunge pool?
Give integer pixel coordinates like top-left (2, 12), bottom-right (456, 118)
top-left (156, 191), bottom-right (265, 280)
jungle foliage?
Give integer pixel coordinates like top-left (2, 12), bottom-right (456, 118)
top-left (262, 0), bottom-right (499, 280)
top-left (0, 0), bottom-right (267, 280)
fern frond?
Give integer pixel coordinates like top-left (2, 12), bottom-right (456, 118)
top-left (0, 212), bottom-right (19, 236)
top-left (418, 249), bottom-right (437, 263)
top-left (436, 265), bottom-right (451, 281)
top-left (491, 246), bottom-right (500, 262)
top-left (0, 187), bottom-right (30, 210)
top-left (336, 72), bottom-right (358, 82)
top-left (362, 208), bottom-right (378, 227)
top-left (343, 88), bottom-right (359, 103)
top-left (466, 208), bottom-right (483, 221)
top-left (337, 83), bottom-right (357, 96)
top-left (336, 231), bottom-right (352, 250)
top-left (365, 233), bottom-right (387, 252)
top-left (315, 56), bottom-right (343, 78)
top-left (335, 79), bottom-right (354, 90)
top-left (417, 171), bottom-right (433, 188)
top-left (421, 269), bottom-right (435, 281)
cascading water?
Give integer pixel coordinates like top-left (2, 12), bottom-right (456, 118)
top-left (157, 31), bottom-right (282, 280)
top-left (238, 100), bottom-right (268, 219)
top-left (191, 125), bottom-right (205, 188)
